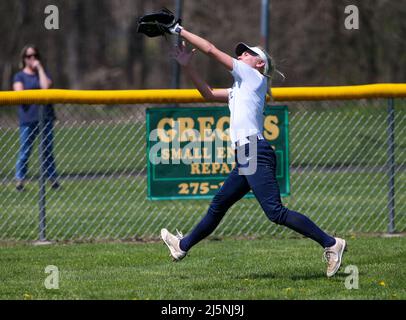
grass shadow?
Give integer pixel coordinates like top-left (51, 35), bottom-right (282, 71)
top-left (239, 270), bottom-right (352, 281)
top-left (236, 272), bottom-right (277, 280)
top-left (289, 271), bottom-right (334, 281)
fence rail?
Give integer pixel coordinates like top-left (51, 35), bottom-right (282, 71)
top-left (0, 85), bottom-right (405, 241)
top-left (1, 84), bottom-right (406, 105)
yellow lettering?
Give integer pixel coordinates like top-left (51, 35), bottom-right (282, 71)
top-left (156, 118), bottom-right (176, 143)
top-left (161, 149), bottom-right (169, 160)
top-left (197, 117), bottom-right (215, 142)
top-left (264, 115), bottom-right (280, 141)
top-left (220, 163), bottom-right (232, 174)
top-left (202, 148), bottom-right (211, 160)
top-left (178, 118), bottom-right (196, 142)
top-left (178, 183), bottom-right (189, 194)
top-left (171, 148), bottom-right (182, 160)
top-left (216, 116), bottom-right (230, 141)
top-left (201, 164), bottom-right (211, 174)
top-left (183, 148), bottom-right (193, 160)
top-left (227, 147), bottom-right (235, 158)
top-left (194, 148), bottom-right (203, 159)
top-left (190, 164), bottom-right (200, 174)
top-left (212, 163), bottom-right (221, 174)
top-left (189, 163), bottom-right (233, 175)
top-left (216, 147), bottom-right (225, 158)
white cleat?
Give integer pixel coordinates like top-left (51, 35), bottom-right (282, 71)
top-left (323, 237), bottom-right (347, 277)
top-left (161, 228), bottom-right (187, 262)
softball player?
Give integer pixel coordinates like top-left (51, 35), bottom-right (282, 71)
top-left (161, 24), bottom-right (346, 277)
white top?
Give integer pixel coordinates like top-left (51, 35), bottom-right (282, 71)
top-left (228, 59), bottom-right (268, 148)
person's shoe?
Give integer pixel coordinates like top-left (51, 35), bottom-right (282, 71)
top-left (16, 181), bottom-right (24, 192)
top-left (323, 237), bottom-right (347, 277)
top-left (161, 228), bottom-right (187, 262)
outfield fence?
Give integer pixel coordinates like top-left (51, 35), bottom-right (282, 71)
top-left (0, 84), bottom-right (405, 241)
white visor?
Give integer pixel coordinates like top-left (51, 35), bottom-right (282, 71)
top-left (235, 42), bottom-right (270, 75)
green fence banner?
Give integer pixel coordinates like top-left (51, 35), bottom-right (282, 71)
top-left (146, 106), bottom-right (290, 200)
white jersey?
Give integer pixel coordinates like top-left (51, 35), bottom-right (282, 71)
top-left (228, 59), bottom-right (268, 148)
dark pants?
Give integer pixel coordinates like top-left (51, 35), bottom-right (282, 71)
top-left (180, 139), bottom-right (335, 251)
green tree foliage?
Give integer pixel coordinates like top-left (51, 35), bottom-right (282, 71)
top-left (0, 0), bottom-right (404, 90)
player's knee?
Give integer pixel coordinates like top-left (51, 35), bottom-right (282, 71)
top-left (264, 202), bottom-right (288, 225)
top-left (209, 193), bottom-right (233, 216)
top-left (209, 200), bottom-right (229, 215)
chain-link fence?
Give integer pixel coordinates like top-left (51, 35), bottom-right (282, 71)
top-left (0, 99), bottom-right (405, 241)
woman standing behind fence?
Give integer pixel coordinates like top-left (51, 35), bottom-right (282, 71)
top-left (13, 44), bottom-right (59, 191)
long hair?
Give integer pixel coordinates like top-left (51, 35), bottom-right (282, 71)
top-left (19, 44), bottom-right (41, 69)
top-left (256, 46), bottom-right (285, 81)
top-left (256, 46), bottom-right (285, 100)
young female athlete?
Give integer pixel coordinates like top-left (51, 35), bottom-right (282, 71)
top-left (161, 23), bottom-right (346, 277)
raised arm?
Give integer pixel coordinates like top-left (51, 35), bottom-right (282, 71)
top-left (173, 26), bottom-right (233, 72)
top-left (33, 60), bottom-right (52, 89)
top-left (172, 42), bottom-right (228, 102)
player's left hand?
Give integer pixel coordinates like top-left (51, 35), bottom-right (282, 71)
top-left (137, 8), bottom-right (182, 38)
top-left (170, 41), bottom-right (196, 67)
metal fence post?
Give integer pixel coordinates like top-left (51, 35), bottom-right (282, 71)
top-left (171, 0), bottom-right (183, 89)
top-left (387, 98), bottom-right (396, 233)
top-left (38, 104), bottom-right (47, 241)
top-left (261, 0), bottom-right (270, 52)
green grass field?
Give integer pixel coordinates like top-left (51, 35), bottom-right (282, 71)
top-left (0, 236), bottom-right (405, 300)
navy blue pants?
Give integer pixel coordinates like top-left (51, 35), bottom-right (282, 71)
top-left (180, 139), bottom-right (335, 251)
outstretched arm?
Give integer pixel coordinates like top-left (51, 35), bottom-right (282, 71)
top-left (174, 27), bottom-right (234, 72)
top-left (172, 42), bottom-right (228, 102)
